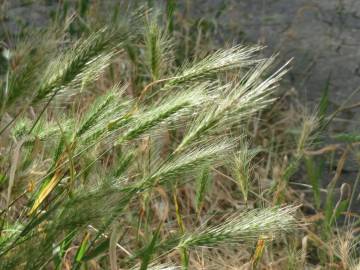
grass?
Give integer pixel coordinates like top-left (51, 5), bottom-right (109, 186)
top-left (0, 1), bottom-right (359, 269)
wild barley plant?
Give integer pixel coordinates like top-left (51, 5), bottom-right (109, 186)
top-left (0, 10), bottom-right (298, 270)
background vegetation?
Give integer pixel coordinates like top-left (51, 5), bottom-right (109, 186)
top-left (0, 1), bottom-right (359, 269)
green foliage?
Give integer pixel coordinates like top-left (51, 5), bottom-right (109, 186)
top-left (2, 3), bottom-right (340, 269)
top-left (332, 133), bottom-right (360, 143)
top-left (144, 15), bottom-right (173, 81)
top-left (232, 140), bottom-right (260, 203)
top-left (304, 157), bottom-right (322, 209)
top-left (195, 164), bottom-right (211, 213)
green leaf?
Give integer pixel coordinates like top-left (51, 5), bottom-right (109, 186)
top-left (82, 239), bottom-right (109, 261)
top-left (140, 224), bottom-right (162, 270)
top-left (332, 133), bottom-right (360, 143)
top-left (75, 233), bottom-right (90, 263)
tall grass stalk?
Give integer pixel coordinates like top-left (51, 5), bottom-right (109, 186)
top-left (0, 5), bottom-right (301, 270)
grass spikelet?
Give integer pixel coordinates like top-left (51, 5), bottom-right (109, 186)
top-left (168, 45), bottom-right (262, 86)
top-left (176, 58), bottom-right (288, 152)
top-left (32, 27), bottom-right (126, 103)
top-left (232, 140), bottom-right (260, 203)
top-left (178, 205), bottom-right (298, 249)
top-left (195, 164), bottom-right (211, 213)
top-left (143, 140), bottom-right (235, 188)
top-left (118, 89), bottom-right (205, 144)
top-left (144, 15), bottom-right (174, 81)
